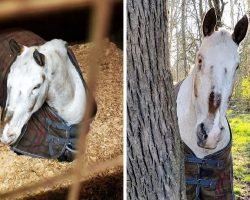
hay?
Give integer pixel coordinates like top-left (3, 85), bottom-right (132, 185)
top-left (0, 40), bottom-right (123, 199)
top-left (23, 167), bottom-right (123, 200)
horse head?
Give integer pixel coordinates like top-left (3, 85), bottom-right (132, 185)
top-left (1, 40), bottom-right (52, 144)
top-left (193, 8), bottom-right (248, 149)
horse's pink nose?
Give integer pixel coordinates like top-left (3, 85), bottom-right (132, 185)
top-left (6, 132), bottom-right (17, 144)
top-left (0, 129), bottom-right (17, 145)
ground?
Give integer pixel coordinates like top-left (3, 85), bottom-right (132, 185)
top-left (0, 40), bottom-right (123, 199)
top-left (227, 111), bottom-right (250, 200)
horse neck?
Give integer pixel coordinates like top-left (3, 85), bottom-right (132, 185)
top-left (177, 72), bottom-right (210, 158)
top-left (177, 72), bottom-right (197, 126)
top-left (46, 60), bottom-right (86, 125)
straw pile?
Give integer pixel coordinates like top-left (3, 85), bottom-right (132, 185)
top-left (0, 40), bottom-right (123, 199)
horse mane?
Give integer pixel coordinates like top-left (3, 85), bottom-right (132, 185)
top-left (39, 39), bottom-right (67, 57)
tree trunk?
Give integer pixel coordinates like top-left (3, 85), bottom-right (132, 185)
top-left (127, 0), bottom-right (186, 199)
top-left (199, 0), bottom-right (203, 20)
top-left (176, 25), bottom-right (180, 82)
top-left (229, 0), bottom-right (234, 28)
top-left (191, 0), bottom-right (202, 43)
top-left (211, 0), bottom-right (227, 27)
top-left (181, 0), bottom-right (188, 77)
top-left (198, 0), bottom-right (203, 42)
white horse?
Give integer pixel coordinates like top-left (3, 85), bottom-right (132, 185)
top-left (177, 8), bottom-right (248, 158)
top-left (0, 39), bottom-right (87, 145)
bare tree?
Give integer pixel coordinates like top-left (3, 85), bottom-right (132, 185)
top-left (176, 25), bottom-right (180, 81)
top-left (190, 0), bottom-right (204, 42)
top-left (199, 0), bottom-right (204, 20)
top-left (230, 0), bottom-right (234, 27)
top-left (208, 0), bottom-right (228, 27)
top-left (127, 0), bottom-right (186, 199)
top-left (181, 0), bottom-right (188, 76)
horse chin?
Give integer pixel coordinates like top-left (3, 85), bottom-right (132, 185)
top-left (1, 117), bottom-right (26, 145)
top-left (0, 128), bottom-right (19, 145)
top-left (197, 141), bottom-right (217, 150)
top-left (1, 135), bottom-right (18, 145)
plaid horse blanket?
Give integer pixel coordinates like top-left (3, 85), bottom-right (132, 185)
top-left (0, 30), bottom-right (96, 162)
top-left (174, 81), bottom-right (234, 200)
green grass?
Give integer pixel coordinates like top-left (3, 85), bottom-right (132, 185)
top-left (227, 111), bottom-right (250, 198)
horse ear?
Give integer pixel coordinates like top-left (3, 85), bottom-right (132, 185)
top-left (9, 39), bottom-right (23, 55)
top-left (203, 8), bottom-right (217, 37)
top-left (33, 49), bottom-right (45, 66)
top-left (232, 15), bottom-right (248, 45)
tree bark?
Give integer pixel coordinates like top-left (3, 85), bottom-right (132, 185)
top-left (127, 0), bottom-right (186, 199)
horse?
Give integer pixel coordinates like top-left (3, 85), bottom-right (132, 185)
top-left (0, 30), bottom-right (96, 161)
top-left (176, 8), bottom-right (248, 199)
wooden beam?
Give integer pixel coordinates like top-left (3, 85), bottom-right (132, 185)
top-left (0, 0), bottom-right (121, 21)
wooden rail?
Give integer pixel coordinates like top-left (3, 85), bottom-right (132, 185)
top-left (0, 0), bottom-right (121, 21)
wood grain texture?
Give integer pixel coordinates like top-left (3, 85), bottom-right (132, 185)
top-left (127, 0), bottom-right (186, 199)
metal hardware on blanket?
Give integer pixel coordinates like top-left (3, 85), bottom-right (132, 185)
top-left (46, 118), bottom-right (79, 162)
top-left (185, 154), bottom-right (224, 199)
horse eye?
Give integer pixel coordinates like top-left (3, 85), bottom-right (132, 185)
top-left (236, 65), bottom-right (239, 70)
top-left (33, 84), bottom-right (41, 90)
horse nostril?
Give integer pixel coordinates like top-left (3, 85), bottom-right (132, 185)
top-left (1, 108), bottom-right (7, 122)
top-left (200, 123), bottom-right (204, 129)
top-left (4, 110), bottom-right (14, 124)
top-left (200, 123), bottom-right (206, 133)
top-left (200, 123), bottom-right (208, 139)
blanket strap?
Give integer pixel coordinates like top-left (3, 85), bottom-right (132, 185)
top-left (46, 134), bottom-right (77, 155)
top-left (186, 177), bottom-right (217, 200)
top-left (185, 154), bottom-right (224, 167)
top-left (185, 154), bottom-right (224, 199)
top-left (46, 118), bottom-right (79, 161)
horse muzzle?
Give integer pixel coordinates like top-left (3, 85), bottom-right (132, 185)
top-left (196, 122), bottom-right (218, 149)
top-left (197, 140), bottom-right (217, 150)
top-left (0, 123), bottom-right (19, 145)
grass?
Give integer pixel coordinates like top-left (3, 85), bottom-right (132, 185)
top-left (227, 111), bottom-right (250, 199)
